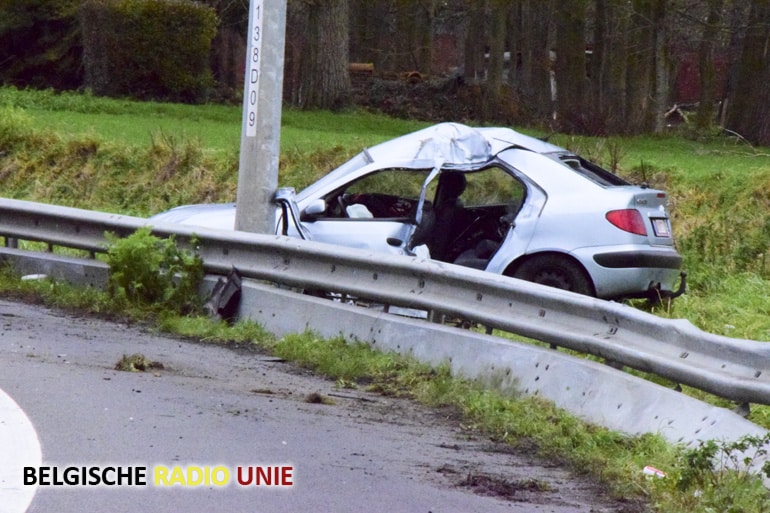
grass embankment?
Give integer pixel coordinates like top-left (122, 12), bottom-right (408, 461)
top-left (1, 87), bottom-right (770, 511)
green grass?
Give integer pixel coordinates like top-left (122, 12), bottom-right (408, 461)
top-left (39, 109), bottom-right (241, 154)
top-left (0, 86), bottom-right (428, 156)
top-left (2, 86), bottom-right (770, 512)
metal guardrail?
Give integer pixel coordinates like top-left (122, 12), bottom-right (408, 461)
top-left (1, 197), bottom-right (769, 405)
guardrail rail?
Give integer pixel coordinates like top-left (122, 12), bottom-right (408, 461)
top-left (0, 197), bottom-right (768, 407)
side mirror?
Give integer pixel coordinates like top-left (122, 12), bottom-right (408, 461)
top-left (301, 199), bottom-right (326, 221)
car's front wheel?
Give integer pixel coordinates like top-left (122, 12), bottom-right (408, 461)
top-left (509, 254), bottom-right (594, 297)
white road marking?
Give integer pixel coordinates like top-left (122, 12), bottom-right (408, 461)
top-left (0, 388), bottom-right (41, 513)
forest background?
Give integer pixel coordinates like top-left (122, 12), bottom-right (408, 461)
top-left (3, 0), bottom-right (770, 145)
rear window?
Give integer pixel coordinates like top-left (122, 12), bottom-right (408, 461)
top-left (550, 153), bottom-right (630, 187)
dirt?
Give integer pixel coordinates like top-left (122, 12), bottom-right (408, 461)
top-left (352, 74), bottom-right (519, 125)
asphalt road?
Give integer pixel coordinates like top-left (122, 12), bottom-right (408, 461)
top-left (0, 299), bottom-right (633, 512)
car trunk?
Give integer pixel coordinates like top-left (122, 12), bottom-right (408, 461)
top-left (633, 190), bottom-right (675, 247)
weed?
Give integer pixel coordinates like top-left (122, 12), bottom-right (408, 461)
top-left (0, 264), bottom-right (114, 314)
top-left (652, 434), bottom-right (770, 512)
top-left (157, 315), bottom-right (271, 345)
top-left (334, 378), bottom-right (357, 389)
top-left (105, 227), bottom-right (203, 313)
top-left (114, 353), bottom-right (164, 372)
top-left (604, 137), bottom-right (626, 173)
top-left (0, 107), bottom-right (36, 151)
top-left (273, 334), bottom-right (394, 385)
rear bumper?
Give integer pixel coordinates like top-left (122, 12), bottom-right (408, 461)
top-left (571, 245), bottom-right (683, 299)
top-left (593, 250), bottom-right (682, 270)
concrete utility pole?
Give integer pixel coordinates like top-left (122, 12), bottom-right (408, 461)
top-left (235, 0), bottom-right (287, 234)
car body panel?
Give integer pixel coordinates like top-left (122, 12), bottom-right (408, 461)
top-left (154, 202), bottom-right (237, 231)
top-left (302, 217), bottom-right (412, 255)
top-left (150, 123), bottom-right (683, 300)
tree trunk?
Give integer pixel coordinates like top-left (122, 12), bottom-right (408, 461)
top-left (463, 0), bottom-right (486, 82)
top-left (518, 0), bottom-right (554, 122)
top-left (417, 0), bottom-right (436, 74)
top-left (726, 0), bottom-right (770, 144)
top-left (607, 0), bottom-right (630, 133)
top-left (695, 0), bottom-right (724, 130)
top-left (554, 0), bottom-right (588, 133)
top-left (625, 0), bottom-right (654, 134)
top-left (348, 0), bottom-right (389, 72)
top-left (590, 0), bottom-right (629, 133)
top-left (506, 0), bottom-right (520, 87)
top-left (591, 0), bottom-right (607, 123)
top-left (283, 0), bottom-right (308, 106)
top-left (651, 0), bottom-right (668, 133)
top-left (482, 0), bottom-right (509, 120)
top-left (394, 0), bottom-right (435, 73)
top-left (298, 0), bottom-right (351, 110)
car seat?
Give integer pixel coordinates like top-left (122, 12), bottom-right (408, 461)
top-left (452, 239), bottom-right (499, 269)
top-left (425, 172), bottom-right (466, 261)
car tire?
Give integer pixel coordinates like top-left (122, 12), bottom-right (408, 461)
top-left (510, 254), bottom-right (594, 296)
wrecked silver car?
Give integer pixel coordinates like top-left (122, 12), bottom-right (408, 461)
top-left (151, 123), bottom-right (684, 300)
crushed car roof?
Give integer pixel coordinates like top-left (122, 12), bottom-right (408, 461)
top-left (364, 122), bottom-right (565, 167)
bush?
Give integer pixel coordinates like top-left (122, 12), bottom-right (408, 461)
top-left (669, 434), bottom-right (770, 512)
top-left (105, 227), bottom-right (203, 313)
top-left (80, 0), bottom-right (218, 103)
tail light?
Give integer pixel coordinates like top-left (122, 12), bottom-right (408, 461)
top-left (606, 209), bottom-right (647, 236)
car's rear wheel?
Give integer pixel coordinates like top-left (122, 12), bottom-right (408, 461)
top-left (510, 254), bottom-right (594, 296)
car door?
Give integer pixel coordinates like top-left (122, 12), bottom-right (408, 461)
top-left (298, 167), bottom-right (433, 255)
